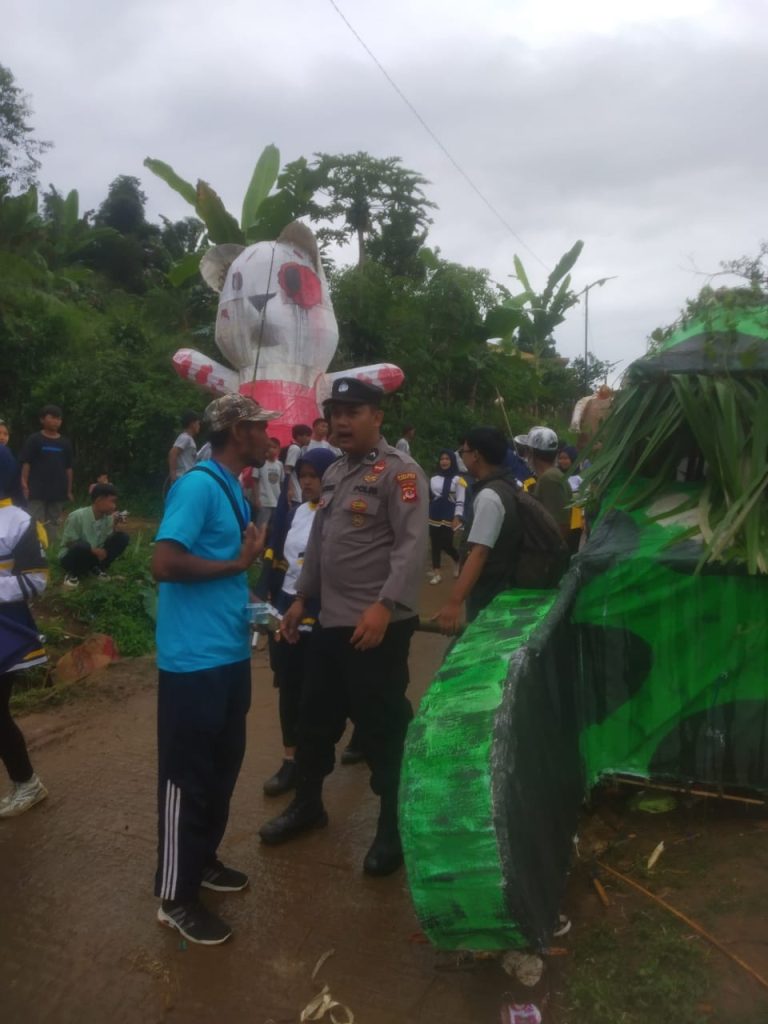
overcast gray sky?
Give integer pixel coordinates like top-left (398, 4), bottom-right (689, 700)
top-left (6, 0), bottom-right (767, 377)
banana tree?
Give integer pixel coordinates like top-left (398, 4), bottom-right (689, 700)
top-left (41, 187), bottom-right (119, 267)
top-left (144, 147), bottom-right (324, 285)
top-left (483, 241), bottom-right (585, 414)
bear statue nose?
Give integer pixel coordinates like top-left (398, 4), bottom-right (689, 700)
top-left (249, 292), bottom-right (276, 313)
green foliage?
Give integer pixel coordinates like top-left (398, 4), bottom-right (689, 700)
top-left (581, 366), bottom-right (768, 573)
top-left (144, 146), bottom-right (326, 284)
top-left (240, 144), bottom-right (280, 235)
top-left (329, 257), bottom-right (543, 455)
top-left (0, 63), bottom-right (52, 190)
top-left (0, 185), bottom-right (43, 253)
top-left (53, 534), bottom-right (157, 657)
top-left (484, 241), bottom-right (584, 356)
top-left (312, 151), bottom-right (435, 269)
top-left (0, 243), bottom-right (207, 501)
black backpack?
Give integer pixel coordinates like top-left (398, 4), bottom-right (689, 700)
top-left (511, 487), bottom-right (569, 589)
top-left (480, 475), bottom-right (569, 590)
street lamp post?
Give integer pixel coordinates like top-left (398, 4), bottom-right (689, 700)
top-left (579, 276), bottom-right (617, 392)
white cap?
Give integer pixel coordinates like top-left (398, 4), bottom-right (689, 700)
top-left (517, 426), bottom-right (559, 453)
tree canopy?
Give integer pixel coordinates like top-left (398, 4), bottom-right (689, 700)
top-left (0, 63), bottom-right (51, 192)
top-left (0, 65), bottom-right (602, 504)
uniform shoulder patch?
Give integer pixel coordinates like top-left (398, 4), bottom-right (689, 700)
top-left (397, 474), bottom-right (419, 502)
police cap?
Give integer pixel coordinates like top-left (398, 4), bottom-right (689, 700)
top-left (324, 377), bottom-right (384, 408)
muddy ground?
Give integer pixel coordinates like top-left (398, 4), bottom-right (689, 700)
top-left (2, 578), bottom-right (768, 1023)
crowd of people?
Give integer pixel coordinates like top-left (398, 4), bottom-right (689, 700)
top-left (0, 388), bottom-right (587, 947)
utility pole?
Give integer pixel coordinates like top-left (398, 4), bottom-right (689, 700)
top-left (579, 276), bottom-right (617, 393)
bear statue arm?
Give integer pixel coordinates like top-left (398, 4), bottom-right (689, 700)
top-left (172, 348), bottom-right (240, 396)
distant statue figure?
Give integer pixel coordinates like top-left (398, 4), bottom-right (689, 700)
top-left (571, 383), bottom-right (614, 450)
top-left (172, 222), bottom-right (403, 443)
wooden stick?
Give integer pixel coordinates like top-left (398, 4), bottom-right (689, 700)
top-left (613, 774), bottom-right (765, 807)
top-left (597, 861), bottom-right (768, 994)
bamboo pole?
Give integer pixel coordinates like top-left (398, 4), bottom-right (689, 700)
top-left (613, 774), bottom-right (765, 807)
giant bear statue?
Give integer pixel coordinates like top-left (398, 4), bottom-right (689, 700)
top-left (172, 221), bottom-right (404, 442)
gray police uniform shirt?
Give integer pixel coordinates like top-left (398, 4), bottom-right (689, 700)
top-left (297, 438), bottom-right (428, 628)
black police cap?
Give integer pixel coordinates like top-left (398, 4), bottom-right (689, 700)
top-left (324, 377), bottom-right (384, 406)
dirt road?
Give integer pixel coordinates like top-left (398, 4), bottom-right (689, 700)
top-left (0, 585), bottom-right (514, 1024)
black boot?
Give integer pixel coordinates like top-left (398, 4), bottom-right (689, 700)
top-left (363, 796), bottom-right (403, 876)
top-left (262, 759), bottom-right (297, 797)
top-left (258, 779), bottom-right (327, 845)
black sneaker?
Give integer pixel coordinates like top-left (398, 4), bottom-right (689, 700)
top-left (157, 899), bottom-right (232, 945)
top-left (200, 861), bottom-right (249, 892)
top-left (263, 758), bottom-right (297, 797)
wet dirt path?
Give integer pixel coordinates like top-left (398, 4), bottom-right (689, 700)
top-left (1, 579), bottom-right (512, 1024)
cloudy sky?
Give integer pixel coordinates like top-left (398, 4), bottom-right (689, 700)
top-left (6, 0), bottom-right (767, 376)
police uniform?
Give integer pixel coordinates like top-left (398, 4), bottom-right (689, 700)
top-left (259, 378), bottom-right (428, 875)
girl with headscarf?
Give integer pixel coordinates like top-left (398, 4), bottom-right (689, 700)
top-left (256, 446), bottom-right (339, 796)
top-left (557, 445), bottom-right (585, 554)
top-left (427, 450), bottom-right (466, 584)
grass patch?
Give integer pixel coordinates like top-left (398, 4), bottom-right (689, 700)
top-left (562, 908), bottom-right (711, 1024)
top-left (48, 531), bottom-right (157, 658)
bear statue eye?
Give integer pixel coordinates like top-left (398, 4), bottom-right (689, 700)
top-left (278, 262), bottom-right (322, 309)
top-left (231, 271), bottom-right (243, 291)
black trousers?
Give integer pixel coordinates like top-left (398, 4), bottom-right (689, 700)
top-left (269, 631), bottom-right (311, 749)
top-left (0, 672), bottom-right (33, 783)
top-left (60, 532), bottom-right (129, 577)
top-left (429, 524), bottom-right (458, 570)
top-left (155, 659), bottom-right (251, 903)
top-left (296, 618), bottom-right (417, 801)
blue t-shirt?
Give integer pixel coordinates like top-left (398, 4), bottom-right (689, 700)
top-left (155, 462), bottom-right (251, 673)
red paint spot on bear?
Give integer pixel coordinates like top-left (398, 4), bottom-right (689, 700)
top-left (278, 263), bottom-right (322, 309)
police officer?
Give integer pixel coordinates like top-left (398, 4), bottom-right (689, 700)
top-left (258, 378), bottom-right (428, 876)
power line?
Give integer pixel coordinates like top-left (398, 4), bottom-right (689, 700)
top-left (325, 0), bottom-right (548, 271)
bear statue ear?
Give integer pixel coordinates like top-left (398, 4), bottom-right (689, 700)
top-left (200, 243), bottom-right (246, 292)
top-left (276, 221), bottom-right (321, 273)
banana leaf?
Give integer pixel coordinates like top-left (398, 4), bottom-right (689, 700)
top-left (241, 144), bottom-right (280, 236)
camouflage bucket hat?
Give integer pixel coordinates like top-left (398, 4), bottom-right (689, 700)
top-left (204, 394), bottom-right (282, 432)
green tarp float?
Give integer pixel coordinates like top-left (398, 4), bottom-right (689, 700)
top-left (401, 307), bottom-right (768, 952)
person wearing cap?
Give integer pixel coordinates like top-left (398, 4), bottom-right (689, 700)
top-left (521, 426), bottom-right (572, 541)
top-left (433, 426), bottom-right (522, 634)
top-left (258, 376), bottom-right (428, 877)
top-left (151, 392), bottom-right (280, 946)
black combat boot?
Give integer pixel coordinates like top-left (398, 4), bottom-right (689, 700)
top-left (258, 777), bottom-right (327, 845)
top-left (262, 758), bottom-right (297, 797)
top-left (363, 794), bottom-right (403, 876)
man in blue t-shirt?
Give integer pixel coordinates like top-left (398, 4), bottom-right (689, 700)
top-left (151, 393), bottom-right (281, 946)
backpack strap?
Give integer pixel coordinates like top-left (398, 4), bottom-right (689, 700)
top-left (188, 465), bottom-right (248, 536)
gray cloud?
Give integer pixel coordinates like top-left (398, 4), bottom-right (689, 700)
top-left (5, 1), bottom-right (766, 377)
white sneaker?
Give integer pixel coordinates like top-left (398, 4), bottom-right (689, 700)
top-left (63, 575), bottom-right (80, 589)
top-left (0, 774), bottom-right (48, 818)
top-left (453, 564), bottom-right (461, 578)
top-left (429, 573), bottom-right (442, 585)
